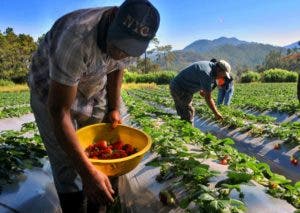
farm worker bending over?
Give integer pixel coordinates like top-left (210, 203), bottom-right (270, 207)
top-left (170, 60), bottom-right (232, 123)
top-left (28, 0), bottom-right (160, 212)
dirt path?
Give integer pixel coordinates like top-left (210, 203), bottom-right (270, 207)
top-left (0, 113), bottom-right (34, 131)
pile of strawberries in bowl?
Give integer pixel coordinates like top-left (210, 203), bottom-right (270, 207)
top-left (85, 139), bottom-right (138, 160)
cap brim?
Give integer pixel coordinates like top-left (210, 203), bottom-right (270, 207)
top-left (107, 24), bottom-right (149, 57)
top-left (225, 72), bottom-right (231, 79)
top-left (110, 37), bottom-right (148, 57)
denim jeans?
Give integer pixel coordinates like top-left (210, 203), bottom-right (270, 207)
top-left (217, 86), bottom-right (234, 106)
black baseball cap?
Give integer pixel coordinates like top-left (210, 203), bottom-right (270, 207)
top-left (107, 0), bottom-right (160, 57)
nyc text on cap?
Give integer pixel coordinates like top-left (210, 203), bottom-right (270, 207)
top-left (107, 0), bottom-right (160, 57)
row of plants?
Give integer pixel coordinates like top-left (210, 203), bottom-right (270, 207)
top-left (0, 91), bottom-right (30, 107)
top-left (0, 122), bottom-right (47, 192)
top-left (0, 83), bottom-right (298, 119)
top-left (0, 105), bottom-right (31, 119)
top-left (149, 83), bottom-right (298, 114)
top-left (123, 88), bottom-right (300, 211)
top-left (123, 70), bottom-right (176, 84)
top-left (0, 91), bottom-right (31, 118)
top-left (124, 91), bottom-right (247, 212)
top-left (229, 83), bottom-right (299, 114)
top-left (155, 84), bottom-right (300, 145)
top-left (130, 87), bottom-right (300, 146)
top-left (137, 82), bottom-right (299, 114)
top-left (142, 85), bottom-right (277, 124)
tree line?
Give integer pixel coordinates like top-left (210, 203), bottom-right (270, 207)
top-left (0, 27), bottom-right (299, 83)
top-left (0, 27), bottom-right (175, 82)
top-left (0, 28), bottom-right (37, 83)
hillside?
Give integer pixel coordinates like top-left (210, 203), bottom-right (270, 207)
top-left (166, 37), bottom-right (286, 72)
top-left (283, 52), bottom-right (300, 60)
top-left (284, 41), bottom-right (300, 49)
top-left (183, 37), bottom-right (248, 53)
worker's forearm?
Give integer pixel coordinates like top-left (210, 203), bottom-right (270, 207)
top-left (107, 69), bottom-right (124, 111)
top-left (205, 97), bottom-right (220, 116)
top-left (49, 110), bottom-right (94, 177)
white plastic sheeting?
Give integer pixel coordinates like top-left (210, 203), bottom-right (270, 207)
top-left (118, 152), bottom-right (296, 213)
top-left (118, 110), bottom-right (297, 212)
top-left (0, 161), bottom-right (61, 213)
top-left (193, 116), bottom-right (300, 182)
top-left (0, 114), bottom-right (60, 213)
top-left (0, 102), bottom-right (130, 213)
top-left (0, 114), bottom-right (35, 132)
top-left (242, 108), bottom-right (300, 123)
top-left (0, 104), bottom-right (299, 212)
top-left (151, 103), bottom-right (300, 182)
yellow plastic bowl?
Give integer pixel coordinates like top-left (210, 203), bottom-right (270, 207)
top-left (76, 123), bottom-right (152, 177)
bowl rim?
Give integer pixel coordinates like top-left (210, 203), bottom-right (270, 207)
top-left (76, 123), bottom-right (152, 163)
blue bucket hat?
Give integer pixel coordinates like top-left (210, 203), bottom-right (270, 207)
top-left (107, 0), bottom-right (160, 57)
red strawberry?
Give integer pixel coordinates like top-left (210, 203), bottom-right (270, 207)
top-left (111, 150), bottom-right (128, 159)
top-left (123, 144), bottom-right (135, 155)
top-left (291, 157), bottom-right (298, 166)
top-left (88, 151), bottom-right (97, 158)
top-left (220, 158), bottom-right (228, 165)
top-left (112, 140), bottom-right (124, 150)
top-left (97, 148), bottom-right (113, 159)
top-left (274, 143), bottom-right (281, 150)
top-left (96, 140), bottom-right (108, 150)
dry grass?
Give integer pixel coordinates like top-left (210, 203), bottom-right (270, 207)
top-left (122, 83), bottom-right (157, 90)
top-left (0, 84), bottom-right (29, 93)
top-left (0, 82), bottom-right (157, 93)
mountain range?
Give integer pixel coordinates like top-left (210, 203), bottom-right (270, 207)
top-left (284, 41), bottom-right (300, 49)
top-left (159, 37), bottom-right (298, 73)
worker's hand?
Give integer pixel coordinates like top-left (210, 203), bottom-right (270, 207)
top-left (82, 168), bottom-right (115, 205)
top-left (215, 113), bottom-right (223, 121)
top-left (107, 109), bottom-right (122, 128)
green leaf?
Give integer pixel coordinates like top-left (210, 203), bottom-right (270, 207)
top-left (179, 197), bottom-right (191, 209)
top-left (229, 199), bottom-right (246, 210)
top-left (145, 157), bottom-right (161, 167)
top-left (221, 138), bottom-right (235, 146)
top-left (221, 183), bottom-right (241, 191)
top-left (227, 171), bottom-right (253, 184)
top-left (294, 181), bottom-right (300, 192)
top-left (270, 174), bottom-right (291, 184)
top-left (199, 193), bottom-right (215, 202)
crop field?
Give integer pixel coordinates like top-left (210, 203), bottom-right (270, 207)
top-left (122, 82), bottom-right (300, 211)
top-left (0, 91), bottom-right (31, 118)
top-left (1, 82), bottom-right (300, 212)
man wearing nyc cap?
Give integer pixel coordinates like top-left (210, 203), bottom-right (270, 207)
top-left (28, 0), bottom-right (159, 212)
top-left (170, 60), bottom-right (232, 123)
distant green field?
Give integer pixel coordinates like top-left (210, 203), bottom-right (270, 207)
top-left (126, 82), bottom-right (300, 146)
top-left (0, 82), bottom-right (298, 119)
top-left (0, 91), bottom-right (31, 118)
top-left (230, 82), bottom-right (298, 113)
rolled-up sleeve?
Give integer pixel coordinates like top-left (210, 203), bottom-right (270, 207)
top-left (107, 57), bottom-right (133, 74)
top-left (49, 32), bottom-right (87, 86)
top-left (201, 75), bottom-right (213, 92)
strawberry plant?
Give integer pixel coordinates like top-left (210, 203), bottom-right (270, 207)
top-left (124, 86), bottom-right (300, 209)
top-left (0, 122), bottom-right (47, 192)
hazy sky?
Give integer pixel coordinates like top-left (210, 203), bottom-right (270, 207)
top-left (0, 0), bottom-right (299, 50)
